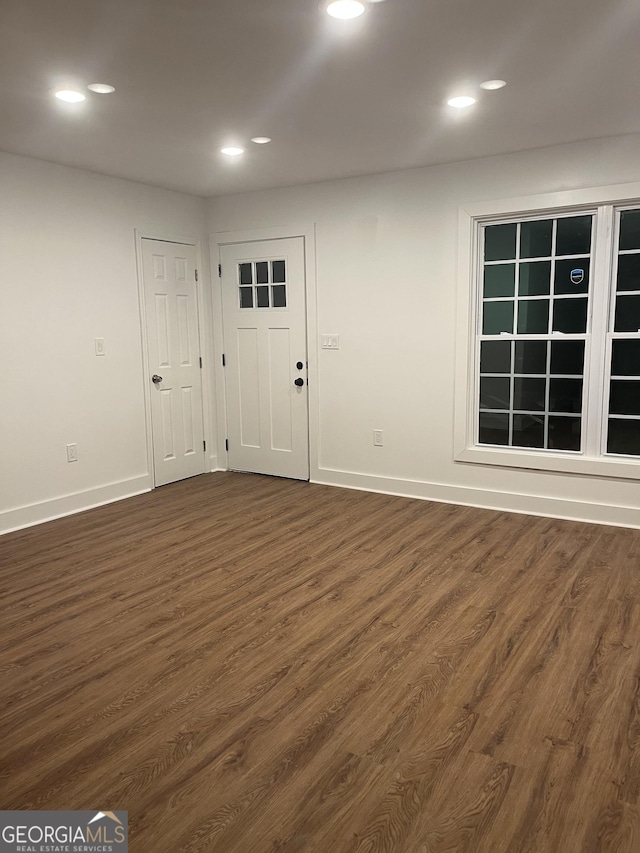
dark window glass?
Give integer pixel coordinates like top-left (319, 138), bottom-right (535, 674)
top-left (607, 418), bottom-right (640, 456)
top-left (256, 261), bottom-right (269, 284)
top-left (548, 416), bottom-right (581, 451)
top-left (514, 377), bottom-right (546, 411)
top-left (518, 299), bottom-right (549, 334)
top-left (483, 301), bottom-right (513, 335)
top-left (609, 381), bottom-right (640, 415)
top-left (480, 340), bottom-right (511, 374)
top-left (513, 414), bottom-right (545, 448)
top-left (484, 264), bottom-right (515, 297)
top-left (485, 223), bottom-right (517, 261)
top-left (550, 340), bottom-right (585, 375)
top-left (520, 219), bottom-right (552, 259)
top-left (272, 260), bottom-right (286, 283)
top-left (554, 258), bottom-right (590, 295)
top-left (549, 378), bottom-right (583, 413)
top-left (611, 340), bottom-right (640, 376)
top-left (479, 412), bottom-right (509, 445)
top-left (239, 263), bottom-right (253, 285)
top-left (256, 286), bottom-right (269, 308)
top-left (480, 377), bottom-right (510, 409)
top-left (239, 286), bottom-right (253, 309)
top-left (272, 284), bottom-right (287, 308)
top-left (620, 210), bottom-right (640, 251)
top-left (614, 296), bottom-right (640, 332)
top-left (519, 261), bottom-right (551, 296)
top-left (515, 340), bottom-right (547, 374)
top-left (616, 254), bottom-right (640, 292)
top-left (552, 298), bottom-right (588, 334)
top-left (556, 215), bottom-right (592, 256)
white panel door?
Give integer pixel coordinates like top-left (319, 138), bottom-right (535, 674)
top-left (141, 239), bottom-right (205, 487)
top-left (220, 237), bottom-right (309, 480)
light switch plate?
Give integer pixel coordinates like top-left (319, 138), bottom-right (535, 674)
top-left (321, 334), bottom-right (340, 350)
top-left (95, 338), bottom-right (106, 356)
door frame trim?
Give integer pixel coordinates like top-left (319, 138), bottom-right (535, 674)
top-left (210, 224), bottom-right (318, 479)
top-left (135, 229), bottom-right (211, 487)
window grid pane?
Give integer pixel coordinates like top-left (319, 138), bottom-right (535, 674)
top-left (238, 259), bottom-right (288, 310)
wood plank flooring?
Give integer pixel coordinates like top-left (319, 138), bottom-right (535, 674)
top-left (1, 472), bottom-right (640, 852)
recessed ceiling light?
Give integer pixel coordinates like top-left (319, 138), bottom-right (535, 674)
top-left (87, 83), bottom-right (115, 94)
top-left (480, 80), bottom-right (507, 91)
top-left (327, 0), bottom-right (365, 19)
top-left (54, 89), bottom-right (86, 103)
top-left (447, 96), bottom-right (476, 109)
top-left (220, 146), bottom-right (244, 156)
top-left (251, 137), bottom-right (272, 144)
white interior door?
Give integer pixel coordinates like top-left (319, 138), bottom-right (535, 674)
top-left (141, 238), bottom-right (205, 487)
top-left (220, 237), bottom-right (309, 480)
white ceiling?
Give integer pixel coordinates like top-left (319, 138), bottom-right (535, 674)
top-left (2, 0), bottom-right (639, 197)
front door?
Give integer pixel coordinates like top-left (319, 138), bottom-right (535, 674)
top-left (220, 237), bottom-right (309, 480)
top-left (141, 238), bottom-right (206, 487)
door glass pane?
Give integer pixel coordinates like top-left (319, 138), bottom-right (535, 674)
top-left (512, 414), bottom-right (544, 448)
top-left (616, 254), bottom-right (640, 292)
top-left (620, 210), bottom-right (640, 250)
top-left (483, 301), bottom-right (513, 335)
top-left (548, 416), bottom-right (581, 451)
top-left (520, 219), bottom-right (552, 259)
top-left (607, 418), bottom-right (640, 456)
top-left (514, 378), bottom-right (546, 411)
top-left (549, 378), bottom-right (583, 413)
top-left (485, 223), bottom-right (517, 261)
top-left (256, 261), bottom-right (269, 284)
top-left (554, 258), bottom-right (590, 295)
top-left (614, 296), bottom-right (640, 332)
top-left (479, 412), bottom-right (509, 445)
top-left (271, 284), bottom-right (287, 308)
top-left (611, 340), bottom-right (640, 376)
top-left (609, 381), bottom-right (640, 415)
top-left (480, 340), bottom-right (511, 374)
top-left (239, 263), bottom-right (253, 285)
top-left (272, 260), bottom-right (286, 283)
top-left (256, 286), bottom-right (269, 308)
top-left (484, 264), bottom-right (515, 297)
top-left (480, 377), bottom-right (510, 409)
top-left (239, 286), bottom-right (253, 308)
top-left (550, 340), bottom-right (585, 375)
top-left (518, 299), bottom-right (549, 334)
top-left (556, 215), bottom-right (592, 255)
top-left (514, 340), bottom-right (547, 374)
top-left (552, 298), bottom-right (588, 333)
top-left (519, 261), bottom-right (551, 296)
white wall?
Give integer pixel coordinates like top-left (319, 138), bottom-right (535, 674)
top-left (0, 152), bottom-right (213, 533)
top-left (208, 133), bottom-right (640, 527)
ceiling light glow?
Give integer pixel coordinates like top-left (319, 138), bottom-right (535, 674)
top-left (251, 137), bottom-right (272, 144)
top-left (327, 0), bottom-right (365, 19)
top-left (88, 83), bottom-right (115, 94)
top-left (220, 146), bottom-right (244, 156)
top-left (447, 96), bottom-right (476, 109)
top-left (480, 80), bottom-right (507, 91)
top-left (54, 89), bottom-right (86, 103)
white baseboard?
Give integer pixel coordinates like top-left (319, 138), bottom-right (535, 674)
top-left (312, 467), bottom-right (640, 530)
top-left (1, 475), bottom-right (153, 535)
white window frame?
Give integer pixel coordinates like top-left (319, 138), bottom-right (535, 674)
top-left (454, 181), bottom-right (640, 481)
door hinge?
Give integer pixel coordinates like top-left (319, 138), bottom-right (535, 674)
top-left (222, 353), bottom-right (226, 367)
top-left (199, 356), bottom-right (202, 368)
top-left (195, 269), bottom-right (199, 282)
top-left (203, 440), bottom-right (206, 451)
top-left (225, 438), bottom-right (229, 452)
top-left (218, 264), bottom-right (222, 277)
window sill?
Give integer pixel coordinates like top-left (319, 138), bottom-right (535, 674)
top-left (456, 445), bottom-right (640, 480)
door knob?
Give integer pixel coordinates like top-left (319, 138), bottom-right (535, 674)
top-left (294, 377), bottom-right (304, 387)
top-left (152, 374), bottom-right (163, 384)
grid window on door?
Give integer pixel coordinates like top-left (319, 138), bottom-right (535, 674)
top-left (238, 259), bottom-right (287, 309)
top-left (478, 214), bottom-right (593, 452)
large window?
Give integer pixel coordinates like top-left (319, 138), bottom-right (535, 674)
top-left (456, 185), bottom-right (640, 478)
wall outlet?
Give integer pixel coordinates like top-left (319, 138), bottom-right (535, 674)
top-left (373, 429), bottom-right (384, 447)
top-left (321, 334), bottom-right (340, 350)
top-left (66, 443), bottom-right (78, 462)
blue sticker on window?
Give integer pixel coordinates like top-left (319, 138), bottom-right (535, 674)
top-left (570, 269), bottom-right (585, 285)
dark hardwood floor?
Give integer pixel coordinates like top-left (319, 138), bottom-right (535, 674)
top-left (1, 472), bottom-right (640, 851)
